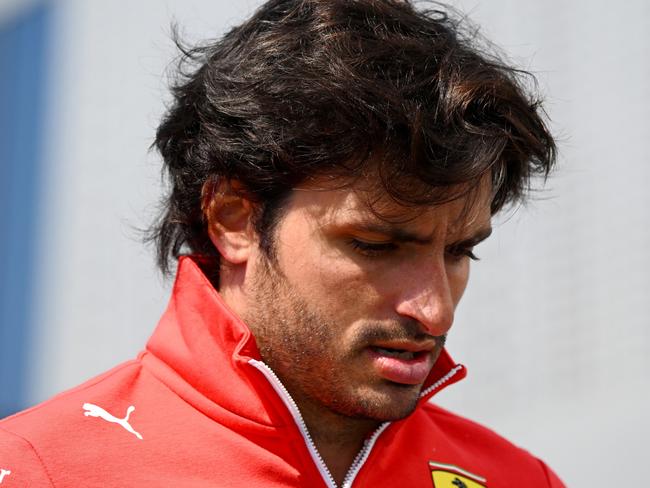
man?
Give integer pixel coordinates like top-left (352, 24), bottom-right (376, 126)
top-left (0, 0), bottom-right (564, 486)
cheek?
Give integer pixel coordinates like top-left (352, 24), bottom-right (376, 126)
top-left (282, 247), bottom-right (381, 311)
top-left (448, 259), bottom-right (471, 306)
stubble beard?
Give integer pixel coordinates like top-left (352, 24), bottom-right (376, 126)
top-left (242, 256), bottom-right (425, 423)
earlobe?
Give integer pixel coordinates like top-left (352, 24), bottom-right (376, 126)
top-left (202, 178), bottom-right (256, 265)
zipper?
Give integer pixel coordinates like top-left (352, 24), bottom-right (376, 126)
top-left (340, 364), bottom-right (463, 487)
top-left (249, 359), bottom-right (463, 488)
top-left (340, 422), bottom-right (390, 488)
top-left (248, 359), bottom-right (338, 488)
top-left (419, 364), bottom-right (463, 398)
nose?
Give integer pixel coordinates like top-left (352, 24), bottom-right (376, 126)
top-left (394, 260), bottom-right (456, 337)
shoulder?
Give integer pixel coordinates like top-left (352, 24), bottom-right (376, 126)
top-left (413, 402), bottom-right (566, 487)
top-left (0, 426), bottom-right (54, 486)
top-left (419, 402), bottom-right (514, 440)
top-left (0, 359), bottom-right (149, 486)
top-left (419, 401), bottom-right (529, 451)
top-left (1, 359), bottom-right (144, 434)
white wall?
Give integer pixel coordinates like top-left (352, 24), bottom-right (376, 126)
top-left (30, 0), bottom-right (262, 400)
top-left (437, 2), bottom-right (650, 485)
top-left (23, 1), bottom-right (650, 486)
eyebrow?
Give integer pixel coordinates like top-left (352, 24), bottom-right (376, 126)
top-left (351, 221), bottom-right (493, 246)
top-left (450, 227), bottom-right (493, 248)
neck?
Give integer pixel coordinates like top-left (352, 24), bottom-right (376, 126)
top-left (296, 396), bottom-right (381, 485)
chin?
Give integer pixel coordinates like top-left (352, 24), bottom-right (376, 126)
top-left (339, 383), bottom-right (422, 422)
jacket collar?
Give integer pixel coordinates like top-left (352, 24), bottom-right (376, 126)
top-left (145, 256), bottom-right (466, 424)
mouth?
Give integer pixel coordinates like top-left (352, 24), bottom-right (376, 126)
top-left (366, 342), bottom-right (436, 386)
top-left (371, 347), bottom-right (425, 361)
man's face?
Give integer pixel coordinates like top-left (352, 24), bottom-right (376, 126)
top-left (240, 178), bottom-right (492, 422)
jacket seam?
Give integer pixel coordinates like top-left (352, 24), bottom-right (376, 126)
top-left (0, 425), bottom-right (56, 487)
top-left (537, 457), bottom-right (555, 487)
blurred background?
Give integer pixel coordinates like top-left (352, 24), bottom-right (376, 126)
top-left (1, 0), bottom-right (648, 485)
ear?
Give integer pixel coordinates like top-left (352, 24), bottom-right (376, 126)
top-left (202, 178), bottom-right (257, 265)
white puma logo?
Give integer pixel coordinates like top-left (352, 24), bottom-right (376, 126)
top-left (0, 469), bottom-right (11, 483)
top-left (82, 403), bottom-right (143, 440)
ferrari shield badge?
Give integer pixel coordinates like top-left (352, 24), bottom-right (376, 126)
top-left (429, 461), bottom-right (487, 488)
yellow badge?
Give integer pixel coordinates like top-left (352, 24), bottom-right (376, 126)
top-left (429, 461), bottom-right (487, 488)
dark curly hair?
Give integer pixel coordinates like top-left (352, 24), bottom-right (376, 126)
top-left (150, 0), bottom-right (556, 276)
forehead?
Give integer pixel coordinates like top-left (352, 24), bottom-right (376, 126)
top-left (287, 174), bottom-right (493, 234)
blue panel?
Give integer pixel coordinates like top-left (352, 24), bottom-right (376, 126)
top-left (0, 3), bottom-right (51, 418)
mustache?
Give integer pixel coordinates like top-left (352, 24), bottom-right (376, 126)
top-left (351, 321), bottom-right (447, 348)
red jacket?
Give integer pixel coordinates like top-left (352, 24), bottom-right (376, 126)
top-left (0, 257), bottom-right (565, 487)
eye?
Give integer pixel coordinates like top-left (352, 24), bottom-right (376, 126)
top-left (446, 245), bottom-right (480, 262)
top-left (348, 239), bottom-right (398, 257)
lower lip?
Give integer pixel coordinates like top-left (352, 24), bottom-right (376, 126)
top-left (367, 349), bottom-right (434, 385)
